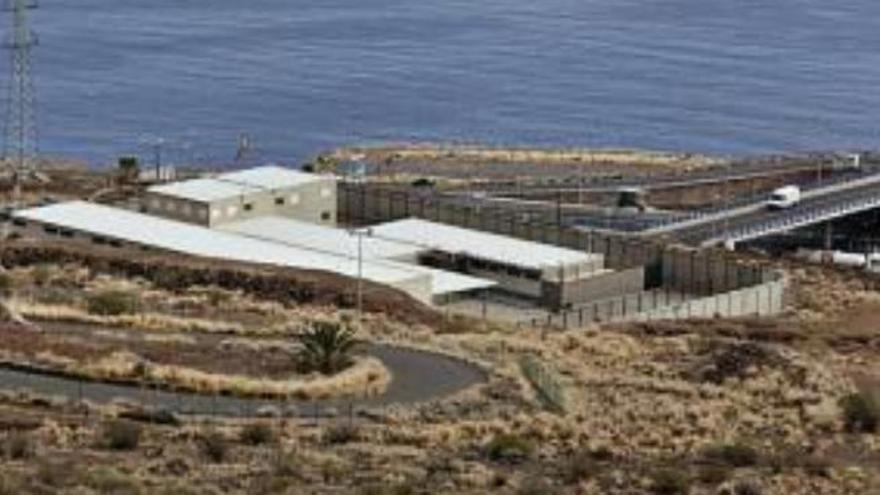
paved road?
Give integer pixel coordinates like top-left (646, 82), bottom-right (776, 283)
top-left (673, 180), bottom-right (880, 246)
top-left (0, 344), bottom-right (487, 417)
top-left (475, 157), bottom-right (871, 195)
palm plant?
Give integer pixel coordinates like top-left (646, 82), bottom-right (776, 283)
top-left (296, 320), bottom-right (357, 374)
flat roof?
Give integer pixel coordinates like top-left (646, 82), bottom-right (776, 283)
top-left (218, 165), bottom-right (331, 190)
top-left (372, 218), bottom-right (600, 271)
top-left (147, 178), bottom-right (260, 203)
top-left (220, 216), bottom-right (494, 295)
top-left (221, 216), bottom-right (421, 260)
top-left (14, 202), bottom-right (490, 297)
top-left (147, 166), bottom-right (332, 203)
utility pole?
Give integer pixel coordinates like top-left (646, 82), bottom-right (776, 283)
top-left (2, 0), bottom-right (39, 206)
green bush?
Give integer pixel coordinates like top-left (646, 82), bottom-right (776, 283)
top-left (239, 423), bottom-right (275, 446)
top-left (701, 442), bottom-right (759, 468)
top-left (650, 468), bottom-right (691, 495)
top-left (840, 392), bottom-right (879, 433)
top-left (485, 433), bottom-right (534, 464)
top-left (87, 290), bottom-right (140, 316)
top-left (101, 420), bottom-right (142, 451)
top-left (199, 430), bottom-right (229, 463)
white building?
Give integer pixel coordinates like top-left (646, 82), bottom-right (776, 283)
top-left (143, 165), bottom-right (337, 227)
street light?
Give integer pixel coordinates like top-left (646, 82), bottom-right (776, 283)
top-left (348, 227), bottom-right (373, 333)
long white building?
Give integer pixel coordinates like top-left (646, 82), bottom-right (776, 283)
top-left (12, 201), bottom-right (494, 304)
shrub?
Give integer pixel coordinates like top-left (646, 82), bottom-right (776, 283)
top-left (518, 476), bottom-right (560, 495)
top-left (696, 464), bottom-right (730, 485)
top-left (296, 319), bottom-right (356, 374)
top-left (101, 420), bottom-right (142, 451)
top-left (358, 482), bottom-right (416, 495)
top-left (732, 480), bottom-right (764, 495)
top-left (485, 434), bottom-right (534, 464)
top-left (323, 424), bottom-right (360, 445)
top-left (35, 459), bottom-right (77, 488)
top-left (87, 290), bottom-right (140, 316)
top-left (840, 392), bottom-right (879, 433)
top-left (84, 467), bottom-right (143, 495)
top-left (702, 442), bottom-right (759, 468)
top-left (199, 430), bottom-right (229, 463)
top-left (0, 273), bottom-right (13, 297)
top-left (240, 423), bottom-right (275, 446)
top-left (802, 455), bottom-right (831, 478)
top-left (5, 432), bottom-right (33, 460)
top-left (650, 468), bottom-right (691, 495)
top-left (30, 265), bottom-right (53, 287)
top-left (562, 449), bottom-right (603, 484)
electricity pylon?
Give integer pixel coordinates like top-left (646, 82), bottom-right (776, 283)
top-left (2, 0), bottom-right (38, 205)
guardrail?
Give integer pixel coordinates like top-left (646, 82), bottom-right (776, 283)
top-left (704, 189), bottom-right (880, 247)
top-left (644, 167), bottom-right (880, 235)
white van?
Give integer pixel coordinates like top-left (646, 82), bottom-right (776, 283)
top-left (767, 185), bottom-right (801, 209)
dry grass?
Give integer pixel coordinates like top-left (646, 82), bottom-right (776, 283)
top-left (78, 351), bottom-right (391, 400)
top-left (7, 300), bottom-right (245, 335)
top-left (329, 145), bottom-right (720, 170)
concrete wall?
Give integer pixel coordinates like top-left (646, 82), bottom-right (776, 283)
top-left (541, 266), bottom-right (645, 309)
top-left (144, 177), bottom-right (338, 228)
top-left (534, 271), bottom-right (787, 328)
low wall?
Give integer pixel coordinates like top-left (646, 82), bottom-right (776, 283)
top-left (532, 271), bottom-right (787, 328)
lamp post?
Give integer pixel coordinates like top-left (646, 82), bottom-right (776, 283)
top-left (348, 227), bottom-right (373, 332)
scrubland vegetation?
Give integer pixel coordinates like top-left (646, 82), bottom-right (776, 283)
top-left (0, 259), bottom-right (875, 494)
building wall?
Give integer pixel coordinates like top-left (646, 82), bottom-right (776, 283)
top-left (142, 194), bottom-right (210, 226)
top-left (142, 177), bottom-right (338, 228)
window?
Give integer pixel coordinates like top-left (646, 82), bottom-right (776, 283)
top-left (181, 203), bottom-right (192, 217)
top-left (275, 197), bottom-right (285, 206)
top-left (150, 198), bottom-right (160, 209)
top-left (321, 211), bottom-right (332, 221)
top-left (11, 219), bottom-right (26, 227)
top-left (243, 203), bottom-right (253, 212)
top-left (43, 226), bottom-right (59, 235)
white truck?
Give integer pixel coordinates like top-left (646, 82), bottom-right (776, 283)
top-left (795, 249), bottom-right (880, 273)
top-left (767, 185), bottom-right (801, 209)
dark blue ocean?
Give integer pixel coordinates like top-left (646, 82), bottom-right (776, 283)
top-left (10, 0), bottom-right (880, 165)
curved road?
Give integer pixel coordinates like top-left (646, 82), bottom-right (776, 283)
top-left (0, 344), bottom-right (487, 417)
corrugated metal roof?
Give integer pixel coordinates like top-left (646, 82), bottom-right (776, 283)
top-left (372, 218), bottom-right (600, 271)
top-left (14, 202), bottom-right (492, 297)
top-left (220, 216), bottom-right (494, 295)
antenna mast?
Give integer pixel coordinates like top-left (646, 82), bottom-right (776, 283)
top-left (3, 0), bottom-right (38, 205)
